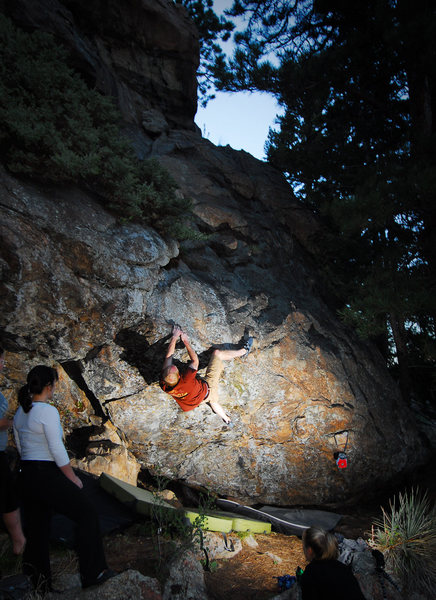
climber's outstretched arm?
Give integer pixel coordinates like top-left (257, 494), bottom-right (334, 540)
top-left (162, 325), bottom-right (182, 372)
top-left (180, 332), bottom-right (199, 371)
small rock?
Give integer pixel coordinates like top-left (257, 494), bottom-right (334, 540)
top-left (265, 552), bottom-right (283, 564)
top-left (243, 534), bottom-right (259, 548)
top-left (47, 569), bottom-right (162, 600)
top-left (155, 489), bottom-right (178, 503)
top-left (269, 585), bottom-right (300, 600)
top-left (71, 443), bottom-right (140, 485)
top-left (163, 549), bottom-right (208, 600)
top-left (195, 531), bottom-right (242, 560)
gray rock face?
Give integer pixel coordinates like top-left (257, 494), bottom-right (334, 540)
top-left (0, 154), bottom-right (425, 505)
top-left (163, 550), bottom-right (208, 600)
top-left (4, 0), bottom-right (199, 129)
top-left (0, 169), bottom-right (177, 359)
top-left (0, 0), bottom-right (429, 506)
top-left (46, 569), bottom-right (163, 600)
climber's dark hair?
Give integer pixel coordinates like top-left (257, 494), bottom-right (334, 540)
top-left (18, 365), bottom-right (58, 414)
top-left (303, 526), bottom-right (338, 561)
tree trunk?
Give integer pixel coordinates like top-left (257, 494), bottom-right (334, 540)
top-left (389, 312), bottom-right (412, 402)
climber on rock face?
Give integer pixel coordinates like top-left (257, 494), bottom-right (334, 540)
top-left (160, 325), bottom-right (253, 426)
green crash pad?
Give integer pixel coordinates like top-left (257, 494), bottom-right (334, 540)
top-left (185, 510), bottom-right (234, 533)
top-left (226, 514), bottom-right (271, 534)
top-left (185, 508), bottom-right (271, 534)
top-left (99, 473), bottom-right (271, 534)
top-left (99, 472), bottom-right (174, 518)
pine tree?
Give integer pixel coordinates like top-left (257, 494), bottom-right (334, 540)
top-left (177, 0), bottom-right (234, 105)
top-left (213, 0), bottom-right (436, 403)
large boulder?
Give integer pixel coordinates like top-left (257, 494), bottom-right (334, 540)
top-left (0, 0), bottom-right (429, 506)
top-left (0, 156), bottom-right (425, 505)
top-left (0, 168), bottom-right (177, 359)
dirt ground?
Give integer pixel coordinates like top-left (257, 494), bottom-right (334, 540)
top-left (100, 528), bottom-right (308, 600)
top-left (1, 458), bottom-right (435, 599)
top-left (0, 512), bottom-right (373, 600)
top-left (203, 533), bottom-right (307, 600)
top-left (0, 497), bottom-right (378, 600)
top-left (99, 502), bottom-right (380, 600)
top-left (100, 459), bottom-right (436, 600)
top-left (101, 508), bottom-right (377, 600)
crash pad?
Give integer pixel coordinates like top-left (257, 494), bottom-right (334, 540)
top-left (100, 473), bottom-right (271, 534)
top-left (216, 498), bottom-right (306, 535)
top-left (216, 499), bottom-right (341, 536)
top-left (259, 506), bottom-right (342, 532)
top-left (185, 510), bottom-right (233, 533)
top-left (99, 472), bottom-right (174, 517)
top-left (185, 509), bottom-right (271, 534)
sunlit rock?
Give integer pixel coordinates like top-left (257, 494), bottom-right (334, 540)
top-left (0, 0), bottom-right (428, 507)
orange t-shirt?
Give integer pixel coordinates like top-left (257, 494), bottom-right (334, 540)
top-left (160, 367), bottom-right (208, 412)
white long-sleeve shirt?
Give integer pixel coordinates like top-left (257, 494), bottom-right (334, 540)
top-left (13, 402), bottom-right (69, 467)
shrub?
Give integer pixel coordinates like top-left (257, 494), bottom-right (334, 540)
top-left (0, 14), bottom-right (191, 237)
top-left (148, 470), bottom-right (212, 580)
top-left (370, 488), bottom-right (436, 596)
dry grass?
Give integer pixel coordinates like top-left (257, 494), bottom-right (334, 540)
top-left (0, 532), bottom-right (77, 599)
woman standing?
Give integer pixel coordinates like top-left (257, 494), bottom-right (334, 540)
top-left (300, 527), bottom-right (366, 600)
top-left (13, 365), bottom-right (113, 592)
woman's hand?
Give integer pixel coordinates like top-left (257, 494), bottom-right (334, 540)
top-left (60, 463), bottom-right (84, 488)
top-left (72, 474), bottom-right (83, 489)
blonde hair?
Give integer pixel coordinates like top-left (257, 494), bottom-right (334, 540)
top-left (303, 527), bottom-right (338, 560)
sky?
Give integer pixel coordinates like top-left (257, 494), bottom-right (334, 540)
top-left (195, 92), bottom-right (281, 162)
top-left (193, 0), bottom-right (282, 162)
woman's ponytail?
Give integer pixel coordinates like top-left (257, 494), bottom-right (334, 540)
top-left (303, 527), bottom-right (338, 561)
top-left (18, 383), bottom-right (33, 414)
top-left (18, 366), bottom-right (58, 414)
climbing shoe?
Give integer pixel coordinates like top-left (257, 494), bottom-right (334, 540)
top-left (241, 337), bottom-right (253, 357)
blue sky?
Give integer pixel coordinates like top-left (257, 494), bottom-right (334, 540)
top-left (194, 0), bottom-right (282, 161)
top-left (195, 92), bottom-right (281, 161)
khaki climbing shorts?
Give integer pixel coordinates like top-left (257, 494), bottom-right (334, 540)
top-left (201, 353), bottom-right (224, 406)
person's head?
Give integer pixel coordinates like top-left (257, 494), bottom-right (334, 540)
top-left (18, 365), bottom-right (59, 413)
top-left (302, 527), bottom-right (338, 562)
top-left (0, 346), bottom-right (4, 372)
top-left (162, 365), bottom-right (180, 387)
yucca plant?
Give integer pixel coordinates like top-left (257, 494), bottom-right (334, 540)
top-left (370, 488), bottom-right (436, 597)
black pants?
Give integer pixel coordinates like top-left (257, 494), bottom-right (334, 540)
top-left (0, 451), bottom-right (18, 514)
top-left (19, 461), bottom-right (107, 591)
